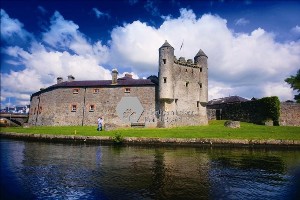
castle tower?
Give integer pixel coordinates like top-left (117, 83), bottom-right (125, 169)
top-left (194, 49), bottom-right (208, 103)
top-left (158, 40), bottom-right (174, 100)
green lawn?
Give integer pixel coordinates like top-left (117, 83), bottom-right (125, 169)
top-left (1, 120), bottom-right (300, 140)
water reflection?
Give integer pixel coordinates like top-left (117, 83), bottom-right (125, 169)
top-left (1, 139), bottom-right (300, 200)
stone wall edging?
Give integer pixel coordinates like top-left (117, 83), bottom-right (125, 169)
top-left (1, 132), bottom-right (300, 147)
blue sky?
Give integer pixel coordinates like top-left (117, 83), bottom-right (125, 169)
top-left (1, 0), bottom-right (300, 107)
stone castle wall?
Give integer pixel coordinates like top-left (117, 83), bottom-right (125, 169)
top-left (28, 85), bottom-right (156, 127)
top-left (157, 41), bottom-right (208, 128)
top-left (28, 41), bottom-right (209, 128)
top-left (279, 102), bottom-right (300, 126)
top-left (206, 102), bottom-right (300, 126)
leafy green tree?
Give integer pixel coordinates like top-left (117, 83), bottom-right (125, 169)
top-left (285, 69), bottom-right (300, 103)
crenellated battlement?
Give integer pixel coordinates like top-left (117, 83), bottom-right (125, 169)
top-left (174, 56), bottom-right (199, 68)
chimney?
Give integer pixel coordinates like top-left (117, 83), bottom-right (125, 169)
top-left (57, 77), bottom-right (63, 84)
top-left (125, 73), bottom-right (133, 79)
top-left (111, 69), bottom-right (118, 84)
top-left (67, 75), bottom-right (75, 82)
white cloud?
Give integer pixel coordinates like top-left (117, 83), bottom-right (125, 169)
top-left (1, 8), bottom-right (300, 107)
top-left (0, 9), bottom-right (32, 42)
top-left (235, 18), bottom-right (249, 26)
top-left (1, 10), bottom-right (112, 106)
top-left (92, 8), bottom-right (110, 19)
top-left (262, 82), bottom-right (295, 101)
top-left (108, 8), bottom-right (300, 101)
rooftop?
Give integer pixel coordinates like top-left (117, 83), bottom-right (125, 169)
top-left (207, 96), bottom-right (249, 106)
top-left (32, 75), bottom-right (156, 97)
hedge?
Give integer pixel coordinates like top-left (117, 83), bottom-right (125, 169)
top-left (221, 96), bottom-right (280, 125)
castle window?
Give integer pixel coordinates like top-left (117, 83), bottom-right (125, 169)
top-left (200, 83), bottom-right (202, 89)
top-left (200, 68), bottom-right (202, 72)
top-left (175, 99), bottom-right (178, 105)
top-left (185, 69), bottom-right (188, 72)
top-left (71, 104), bottom-right (77, 112)
top-left (73, 89), bottom-right (79, 94)
top-left (34, 108), bottom-right (36, 115)
top-left (163, 77), bottom-right (167, 83)
top-left (197, 101), bottom-right (200, 108)
top-left (163, 59), bottom-right (166, 64)
top-left (125, 88), bottom-right (131, 93)
top-left (39, 106), bottom-right (42, 114)
top-left (186, 82), bottom-right (189, 87)
top-left (89, 105), bottom-right (95, 112)
top-left (93, 89), bottom-right (100, 94)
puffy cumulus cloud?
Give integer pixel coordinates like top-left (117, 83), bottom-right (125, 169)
top-left (1, 10), bottom-right (112, 106)
top-left (42, 11), bottom-right (110, 63)
top-left (263, 82), bottom-right (295, 101)
top-left (0, 9), bottom-right (33, 43)
top-left (1, 42), bottom-right (112, 103)
top-left (1, 8), bottom-right (300, 107)
top-left (109, 21), bottom-right (163, 74)
top-left (109, 8), bottom-right (300, 101)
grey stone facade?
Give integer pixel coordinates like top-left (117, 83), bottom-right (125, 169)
top-left (28, 41), bottom-right (209, 128)
top-left (279, 102), bottom-right (300, 126)
top-left (158, 41), bottom-right (208, 127)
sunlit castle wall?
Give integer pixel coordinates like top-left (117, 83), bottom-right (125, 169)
top-left (158, 41), bottom-right (208, 128)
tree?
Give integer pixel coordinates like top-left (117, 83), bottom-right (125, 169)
top-left (285, 69), bottom-right (300, 103)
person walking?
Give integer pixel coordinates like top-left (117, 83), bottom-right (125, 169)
top-left (97, 116), bottom-right (104, 131)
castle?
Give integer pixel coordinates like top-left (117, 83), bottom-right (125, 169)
top-left (28, 41), bottom-right (208, 128)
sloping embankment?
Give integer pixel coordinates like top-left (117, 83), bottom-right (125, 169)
top-left (1, 132), bottom-right (300, 147)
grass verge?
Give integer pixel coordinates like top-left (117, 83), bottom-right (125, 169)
top-left (1, 120), bottom-right (300, 140)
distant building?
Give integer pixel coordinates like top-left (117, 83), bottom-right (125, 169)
top-left (0, 105), bottom-right (29, 114)
top-left (28, 41), bottom-right (208, 128)
top-left (207, 96), bottom-right (249, 120)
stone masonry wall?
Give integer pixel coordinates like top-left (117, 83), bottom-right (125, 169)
top-left (156, 61), bottom-right (208, 128)
top-left (28, 85), bottom-right (156, 127)
top-left (279, 102), bottom-right (300, 126)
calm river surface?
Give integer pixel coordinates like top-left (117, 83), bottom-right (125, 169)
top-left (1, 138), bottom-right (300, 200)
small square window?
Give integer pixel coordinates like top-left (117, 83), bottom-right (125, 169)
top-left (89, 105), bottom-right (95, 112)
top-left (93, 89), bottom-right (100, 94)
top-left (71, 105), bottom-right (77, 112)
top-left (125, 88), bottom-right (131, 93)
top-left (186, 82), bottom-right (189, 87)
top-left (73, 89), bottom-right (79, 94)
top-left (200, 68), bottom-right (202, 72)
top-left (163, 77), bottom-right (167, 83)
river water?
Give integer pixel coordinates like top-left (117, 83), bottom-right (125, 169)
top-left (1, 138), bottom-right (300, 200)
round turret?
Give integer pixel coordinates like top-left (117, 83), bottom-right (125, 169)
top-left (194, 49), bottom-right (208, 103)
top-left (158, 40), bottom-right (175, 100)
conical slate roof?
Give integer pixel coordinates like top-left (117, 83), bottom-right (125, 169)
top-left (195, 49), bottom-right (207, 58)
top-left (160, 40), bottom-right (174, 49)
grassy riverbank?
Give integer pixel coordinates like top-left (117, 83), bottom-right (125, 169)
top-left (1, 121), bottom-right (300, 140)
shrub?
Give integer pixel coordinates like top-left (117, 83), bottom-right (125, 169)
top-left (112, 133), bottom-right (124, 144)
